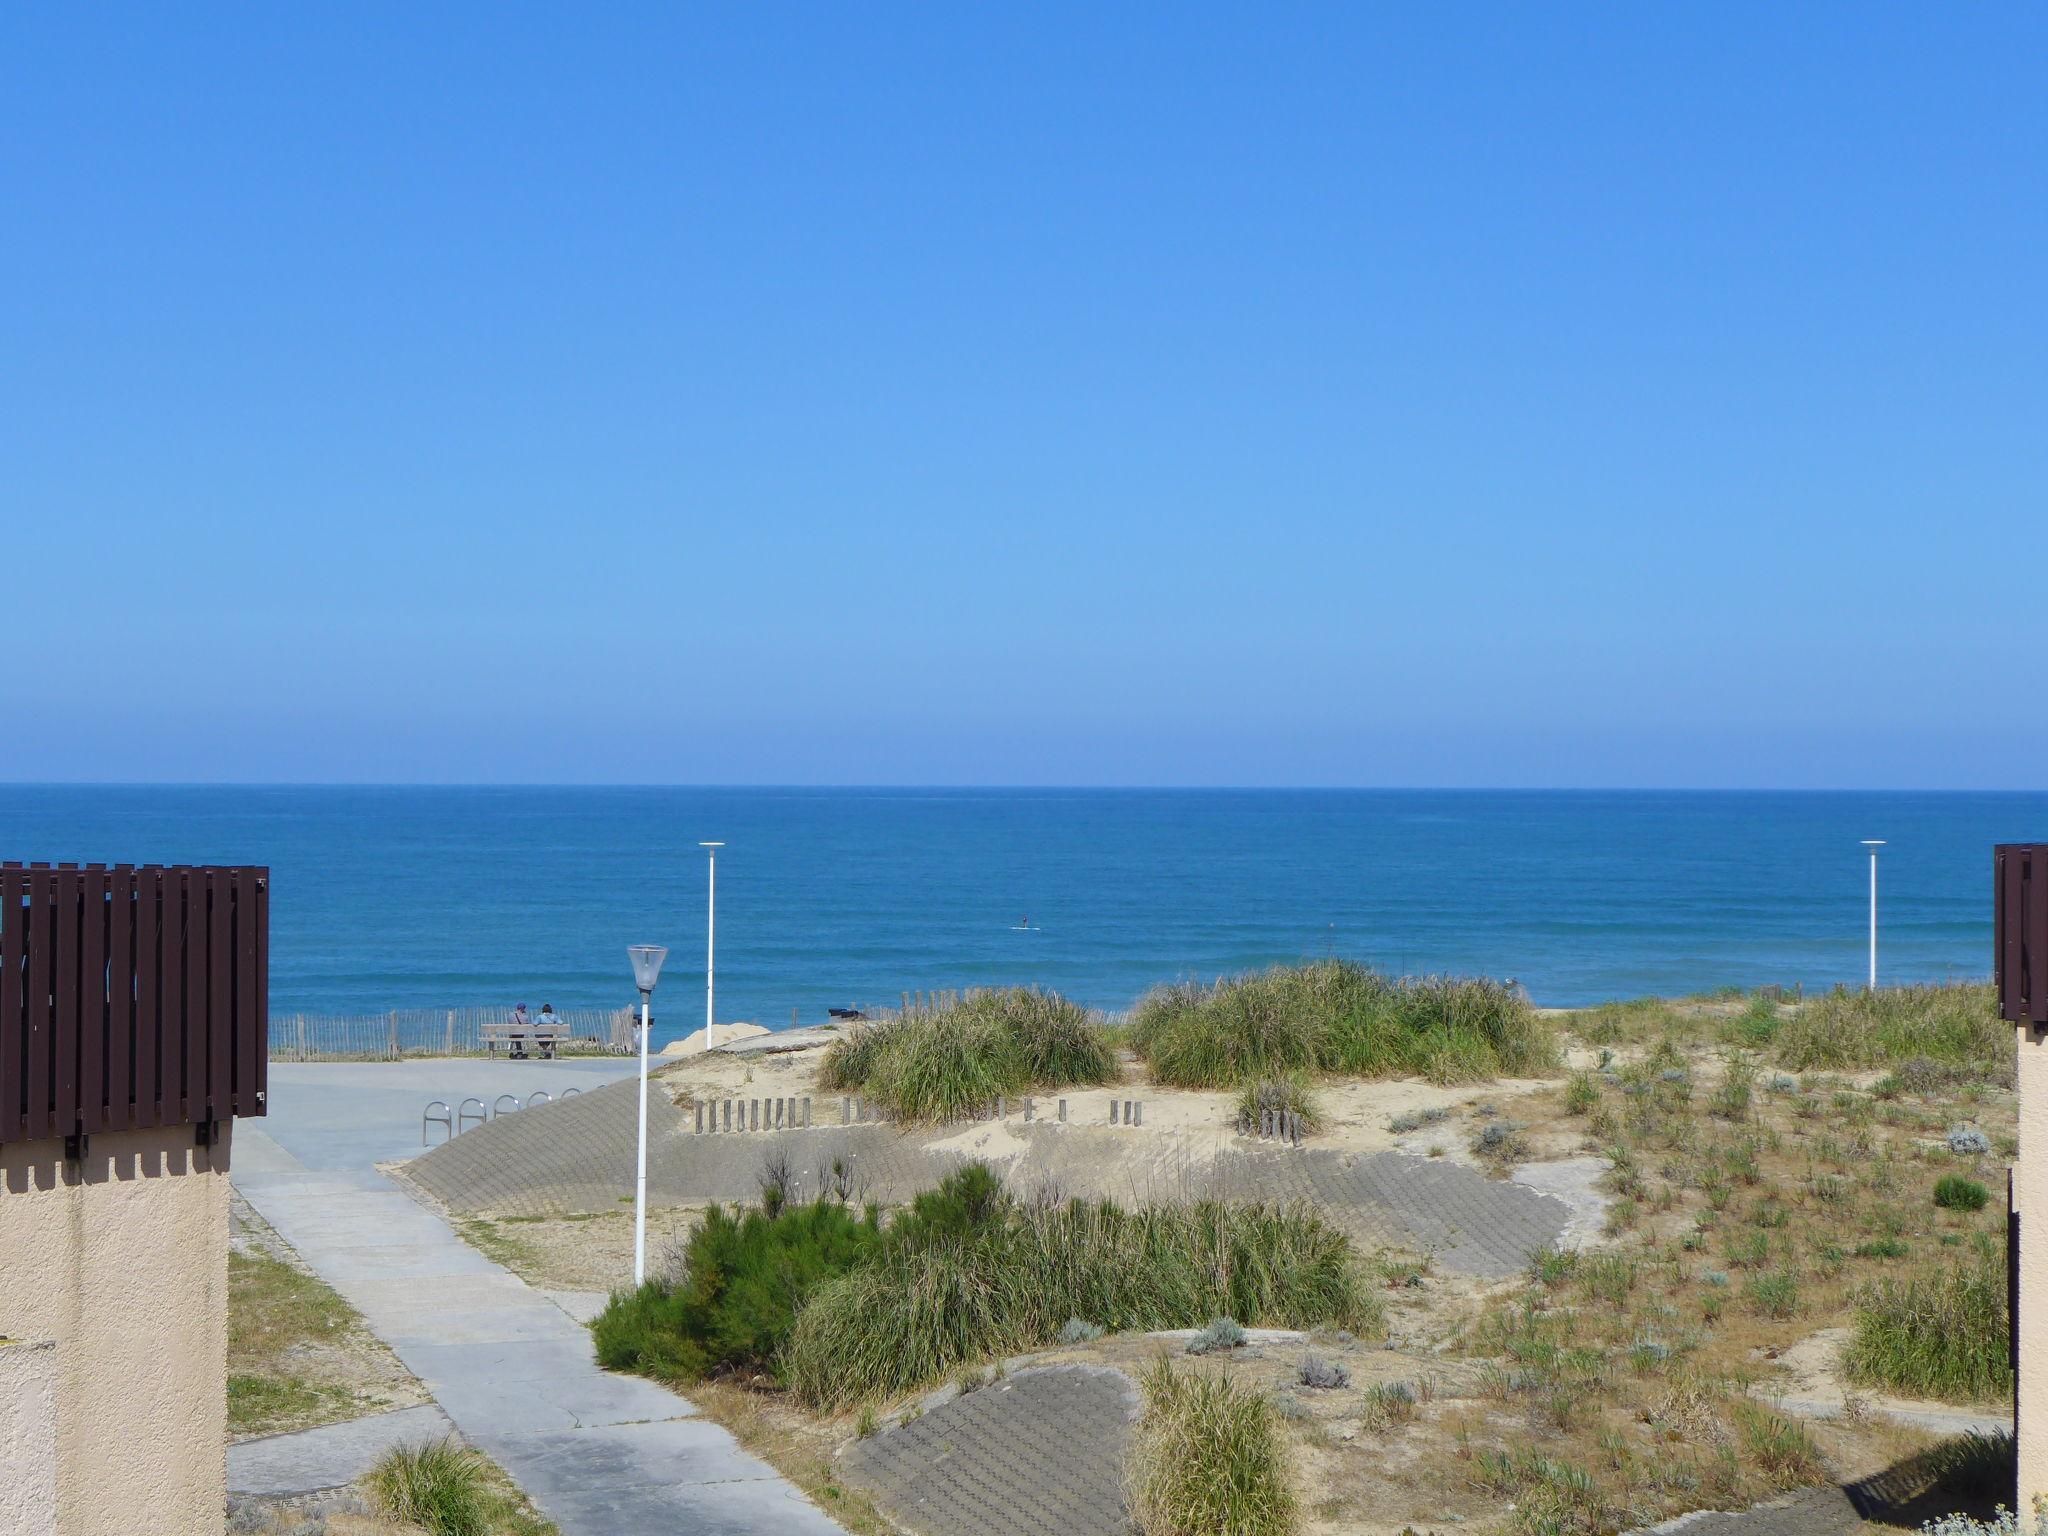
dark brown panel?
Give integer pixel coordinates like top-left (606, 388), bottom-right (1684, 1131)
top-left (207, 870), bottom-right (231, 1121)
top-left (2030, 848), bottom-right (2048, 1025)
top-left (1, 868), bottom-right (23, 1141)
top-left (252, 872), bottom-right (268, 1118)
top-left (160, 870), bottom-right (184, 1123)
top-left (25, 872), bottom-right (52, 1140)
top-left (182, 869), bottom-right (206, 1124)
top-left (135, 869), bottom-right (159, 1126)
top-left (232, 869), bottom-right (261, 1117)
top-left (79, 868), bottom-right (106, 1134)
top-left (54, 870), bottom-right (78, 1140)
top-left (108, 868), bottom-right (132, 1130)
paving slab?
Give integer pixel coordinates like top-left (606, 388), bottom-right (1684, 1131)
top-left (229, 1404), bottom-right (456, 1495)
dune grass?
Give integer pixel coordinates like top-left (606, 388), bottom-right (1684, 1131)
top-left (782, 1175), bottom-right (1375, 1409)
top-left (1772, 984), bottom-right (2010, 1082)
top-left (1845, 1237), bottom-right (2013, 1403)
top-left (1235, 1073), bottom-right (1322, 1134)
top-left (819, 987), bottom-right (1117, 1121)
top-left (1130, 960), bottom-right (1554, 1089)
top-left (366, 1439), bottom-right (493, 1536)
top-left (1127, 1360), bottom-right (1297, 1536)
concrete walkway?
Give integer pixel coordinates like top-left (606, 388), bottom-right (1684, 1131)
top-left (231, 1404), bottom-right (455, 1495)
top-left (233, 1060), bottom-right (846, 1535)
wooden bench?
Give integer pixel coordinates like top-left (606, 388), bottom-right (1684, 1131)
top-left (481, 1021), bottom-right (572, 1059)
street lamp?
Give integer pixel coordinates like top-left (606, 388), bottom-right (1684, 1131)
top-left (627, 943), bottom-right (667, 1285)
top-left (700, 843), bottom-right (724, 1053)
top-left (1861, 841), bottom-right (1885, 991)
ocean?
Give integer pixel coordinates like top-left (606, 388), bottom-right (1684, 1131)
top-left (0, 786), bottom-right (2037, 1047)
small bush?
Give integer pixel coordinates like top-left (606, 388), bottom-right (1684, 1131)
top-left (1127, 1360), bottom-right (1297, 1536)
top-left (1471, 1120), bottom-right (1528, 1165)
top-left (1295, 1353), bottom-right (1349, 1390)
top-left (1947, 1127), bottom-right (1992, 1157)
top-left (1187, 1317), bottom-right (1248, 1356)
top-left (1847, 1240), bottom-right (2013, 1403)
top-left (592, 1195), bottom-right (881, 1383)
top-left (1563, 1072), bottom-right (1599, 1115)
top-left (366, 1440), bottom-right (490, 1536)
top-left (1745, 1270), bottom-right (1799, 1320)
top-left (1935, 1176), bottom-right (1991, 1213)
top-left (1058, 1317), bottom-right (1105, 1345)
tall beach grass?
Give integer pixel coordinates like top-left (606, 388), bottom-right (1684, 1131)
top-left (1130, 960), bottom-right (1555, 1088)
top-left (819, 986), bottom-right (1117, 1121)
top-left (1127, 1359), bottom-right (1298, 1536)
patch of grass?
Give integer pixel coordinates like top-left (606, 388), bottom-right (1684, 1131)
top-left (227, 1247), bottom-right (389, 1437)
top-left (783, 1171), bottom-right (1375, 1409)
top-left (366, 1439), bottom-right (492, 1536)
top-left (1773, 985), bottom-right (2011, 1084)
top-left (226, 1373), bottom-right (359, 1431)
top-left (1845, 1239), bottom-right (2013, 1404)
top-left (1131, 960), bottom-right (1554, 1089)
top-left (819, 987), bottom-right (1115, 1121)
top-left (1127, 1359), bottom-right (1297, 1536)
top-left (1730, 1401), bottom-right (1824, 1485)
top-left (1935, 1175), bottom-right (1991, 1212)
top-left (1236, 1073), bottom-right (1322, 1135)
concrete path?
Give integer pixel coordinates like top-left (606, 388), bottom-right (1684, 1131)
top-left (233, 1060), bottom-right (846, 1536)
top-left (230, 1404), bottom-right (455, 1495)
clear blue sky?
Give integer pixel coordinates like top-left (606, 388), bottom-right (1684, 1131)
top-left (4, 6), bottom-right (2041, 787)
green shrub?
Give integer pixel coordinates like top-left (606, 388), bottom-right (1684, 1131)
top-left (592, 1194), bottom-right (882, 1384)
top-left (1846, 1240), bottom-right (2013, 1403)
top-left (1935, 1176), bottom-right (1991, 1213)
top-left (366, 1439), bottom-right (491, 1536)
top-left (1132, 960), bottom-right (1553, 1089)
top-left (1731, 1401), bottom-right (1823, 1485)
top-left (784, 1170), bottom-right (1374, 1409)
top-left (1127, 1360), bottom-right (1298, 1536)
top-left (1774, 985), bottom-right (2010, 1083)
top-left (820, 988), bottom-right (1114, 1121)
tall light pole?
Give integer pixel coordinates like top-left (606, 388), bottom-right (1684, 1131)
top-left (627, 944), bottom-right (667, 1286)
top-left (700, 842), bottom-right (724, 1053)
top-left (1862, 841), bottom-right (1885, 991)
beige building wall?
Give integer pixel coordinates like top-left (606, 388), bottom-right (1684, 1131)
top-left (2022, 1027), bottom-right (2048, 1512)
top-left (0, 1123), bottom-right (231, 1536)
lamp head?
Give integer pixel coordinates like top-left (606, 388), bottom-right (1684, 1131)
top-left (628, 944), bottom-right (668, 995)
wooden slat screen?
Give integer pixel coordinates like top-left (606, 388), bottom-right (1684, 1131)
top-left (0, 862), bottom-right (269, 1145)
top-left (1995, 844), bottom-right (2048, 1028)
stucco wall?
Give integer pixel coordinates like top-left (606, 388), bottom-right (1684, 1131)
top-left (2021, 1026), bottom-right (2048, 1511)
top-left (0, 1123), bottom-right (231, 1536)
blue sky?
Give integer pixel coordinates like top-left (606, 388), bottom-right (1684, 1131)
top-left (3, 6), bottom-right (2041, 787)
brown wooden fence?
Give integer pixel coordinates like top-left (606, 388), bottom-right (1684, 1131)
top-left (0, 861), bottom-right (268, 1146)
top-left (1995, 843), bottom-right (2048, 1028)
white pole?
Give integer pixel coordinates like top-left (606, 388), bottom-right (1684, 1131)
top-left (1863, 840), bottom-right (1885, 991)
top-left (706, 848), bottom-right (716, 1052)
top-left (701, 842), bottom-right (723, 1054)
top-left (633, 990), bottom-right (650, 1285)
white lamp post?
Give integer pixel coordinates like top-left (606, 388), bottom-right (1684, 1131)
top-left (1861, 841), bottom-right (1885, 991)
top-left (700, 843), bottom-right (723, 1053)
top-left (627, 943), bottom-right (667, 1285)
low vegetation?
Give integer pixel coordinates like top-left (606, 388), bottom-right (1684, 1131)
top-left (1845, 1236), bottom-right (2013, 1403)
top-left (368, 1440), bottom-right (494, 1536)
top-left (595, 1160), bottom-right (1375, 1412)
top-left (785, 1176), bottom-right (1374, 1409)
top-left (1127, 1360), bottom-right (1297, 1536)
top-left (1130, 960), bottom-right (1555, 1089)
top-left (228, 1246), bottom-right (412, 1437)
top-left (819, 986), bottom-right (1117, 1121)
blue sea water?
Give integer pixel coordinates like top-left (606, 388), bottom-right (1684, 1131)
top-left (0, 786), bottom-right (2039, 1046)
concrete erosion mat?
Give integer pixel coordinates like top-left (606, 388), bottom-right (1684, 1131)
top-left (838, 1365), bottom-right (1141, 1536)
top-left (399, 1076), bottom-right (1577, 1277)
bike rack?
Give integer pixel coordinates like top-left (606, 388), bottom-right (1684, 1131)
top-left (492, 1093), bottom-right (522, 1119)
top-left (457, 1097), bottom-right (487, 1133)
top-left (559, 1087), bottom-right (581, 1099)
top-left (422, 1100), bottom-right (453, 1146)
top-left (525, 1090), bottom-right (551, 1109)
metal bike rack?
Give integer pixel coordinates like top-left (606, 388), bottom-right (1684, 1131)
top-left (492, 1093), bottom-right (522, 1119)
top-left (525, 1090), bottom-right (551, 1109)
top-left (559, 1087), bottom-right (581, 1099)
top-left (457, 1097), bottom-right (487, 1133)
top-left (422, 1100), bottom-right (453, 1146)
